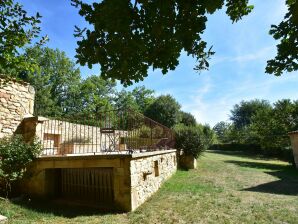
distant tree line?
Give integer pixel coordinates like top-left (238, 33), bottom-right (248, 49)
top-left (213, 99), bottom-right (298, 162)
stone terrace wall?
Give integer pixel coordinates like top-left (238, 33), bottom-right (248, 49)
top-left (0, 78), bottom-right (35, 138)
top-left (130, 150), bottom-right (177, 210)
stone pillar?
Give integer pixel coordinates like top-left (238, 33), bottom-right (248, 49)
top-left (113, 157), bottom-right (132, 211)
top-left (289, 131), bottom-right (298, 168)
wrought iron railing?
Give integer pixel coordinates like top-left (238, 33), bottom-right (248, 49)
top-left (37, 109), bottom-right (175, 156)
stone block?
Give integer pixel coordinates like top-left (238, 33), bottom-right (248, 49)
top-left (179, 154), bottom-right (197, 169)
top-left (0, 92), bottom-right (10, 99)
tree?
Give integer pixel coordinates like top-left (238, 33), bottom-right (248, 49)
top-left (131, 86), bottom-right (155, 113)
top-left (72, 0), bottom-right (253, 85)
top-left (145, 95), bottom-right (181, 127)
top-left (230, 100), bottom-right (272, 130)
top-left (213, 121), bottom-right (231, 143)
top-left (179, 111), bottom-right (197, 126)
top-left (78, 75), bottom-right (116, 116)
top-left (114, 89), bottom-right (140, 112)
top-left (249, 99), bottom-right (298, 161)
top-left (0, 0), bottom-right (47, 79)
top-left (24, 47), bottom-right (81, 117)
top-left (266, 1), bottom-right (298, 76)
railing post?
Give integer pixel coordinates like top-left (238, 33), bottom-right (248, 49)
top-left (150, 120), bottom-right (153, 150)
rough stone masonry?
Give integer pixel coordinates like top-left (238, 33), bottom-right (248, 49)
top-left (0, 77), bottom-right (35, 139)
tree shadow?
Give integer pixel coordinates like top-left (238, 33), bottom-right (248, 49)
top-left (226, 160), bottom-right (298, 196)
top-left (12, 198), bottom-right (120, 218)
top-left (208, 150), bottom-right (270, 161)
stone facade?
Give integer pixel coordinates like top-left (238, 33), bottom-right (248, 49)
top-left (0, 78), bottom-right (35, 138)
top-left (22, 150), bottom-right (177, 211)
top-left (130, 151), bottom-right (177, 209)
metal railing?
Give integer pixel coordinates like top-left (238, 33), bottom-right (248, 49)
top-left (37, 109), bottom-right (175, 156)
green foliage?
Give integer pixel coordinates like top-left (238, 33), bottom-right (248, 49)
top-left (138, 125), bottom-right (164, 138)
top-left (78, 75), bottom-right (116, 116)
top-left (230, 99), bottom-right (272, 130)
top-left (145, 95), bottom-right (181, 128)
top-left (0, 135), bottom-right (41, 195)
top-left (174, 124), bottom-right (216, 158)
top-left (115, 90), bottom-right (140, 112)
top-left (249, 99), bottom-right (298, 161)
top-left (0, 0), bottom-right (47, 79)
top-left (25, 46), bottom-right (81, 117)
top-left (132, 86), bottom-right (155, 113)
top-left (266, 1), bottom-right (298, 76)
top-left (179, 111), bottom-right (197, 126)
top-left (72, 0), bottom-right (253, 85)
top-left (201, 124), bottom-right (218, 146)
top-left (138, 125), bottom-right (151, 138)
top-left (24, 46), bottom-right (118, 119)
top-left (216, 99), bottom-right (298, 162)
top-left (213, 121), bottom-right (231, 143)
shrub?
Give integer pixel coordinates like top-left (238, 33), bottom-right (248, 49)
top-left (138, 125), bottom-right (164, 139)
top-left (174, 125), bottom-right (209, 158)
top-left (0, 135), bottom-right (41, 196)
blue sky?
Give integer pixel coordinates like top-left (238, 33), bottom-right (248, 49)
top-left (19, 0), bottom-right (298, 126)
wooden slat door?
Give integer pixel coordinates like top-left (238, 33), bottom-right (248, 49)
top-left (61, 168), bottom-right (114, 204)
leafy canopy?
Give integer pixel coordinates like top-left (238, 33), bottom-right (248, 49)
top-left (24, 46), bottom-right (81, 117)
top-left (179, 111), bottom-right (197, 126)
top-left (145, 94), bottom-right (181, 128)
top-left (72, 0), bottom-right (253, 85)
top-left (0, 0), bottom-right (47, 78)
top-left (266, 1), bottom-right (298, 76)
top-left (230, 99), bottom-right (272, 130)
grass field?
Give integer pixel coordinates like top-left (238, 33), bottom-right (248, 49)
top-left (1, 150), bottom-right (298, 224)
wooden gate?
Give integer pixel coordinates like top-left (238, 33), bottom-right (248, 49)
top-left (61, 168), bottom-right (114, 205)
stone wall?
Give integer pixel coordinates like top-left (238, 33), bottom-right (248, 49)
top-left (22, 150), bottom-right (177, 211)
top-left (130, 150), bottom-right (177, 210)
top-left (289, 131), bottom-right (298, 168)
top-left (0, 78), bottom-right (35, 138)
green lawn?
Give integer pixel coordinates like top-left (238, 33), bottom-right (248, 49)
top-left (1, 151), bottom-right (298, 224)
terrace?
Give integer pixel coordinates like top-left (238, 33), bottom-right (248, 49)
top-left (28, 109), bottom-right (175, 156)
top-left (19, 109), bottom-right (177, 211)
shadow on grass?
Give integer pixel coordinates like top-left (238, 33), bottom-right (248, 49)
top-left (12, 198), bottom-right (119, 218)
top-left (226, 160), bottom-right (298, 196)
top-left (208, 150), bottom-right (270, 160)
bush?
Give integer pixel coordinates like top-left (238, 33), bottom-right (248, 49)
top-left (138, 125), bottom-right (164, 139)
top-left (0, 135), bottom-right (41, 196)
top-left (174, 125), bottom-right (212, 158)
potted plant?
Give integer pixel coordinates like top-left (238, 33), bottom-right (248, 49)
top-left (174, 125), bottom-right (207, 169)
